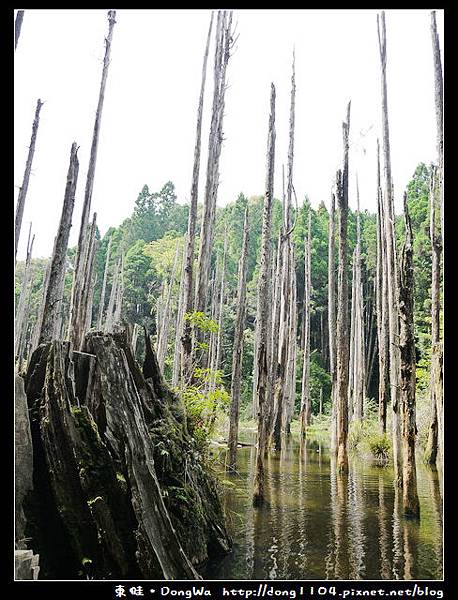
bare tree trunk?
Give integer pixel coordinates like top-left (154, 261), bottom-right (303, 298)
top-left (351, 179), bottom-right (365, 421)
top-left (430, 11), bottom-right (443, 244)
top-left (206, 264), bottom-right (220, 384)
top-left (399, 194), bottom-right (420, 518)
top-left (15, 10), bottom-right (24, 50)
top-left (96, 234), bottom-right (113, 329)
top-left (83, 213), bottom-right (98, 330)
top-left (365, 279), bottom-right (377, 394)
top-left (253, 83), bottom-right (276, 507)
top-left (38, 143), bottom-right (79, 345)
top-left (157, 241), bottom-right (180, 372)
top-left (15, 224), bottom-right (34, 364)
top-left (104, 257), bottom-right (121, 333)
top-left (425, 167), bottom-right (443, 465)
top-left (425, 11), bottom-right (443, 466)
top-left (172, 235), bottom-right (188, 386)
top-left (377, 12), bottom-right (402, 487)
top-left (15, 99), bottom-right (43, 259)
top-left (31, 256), bottom-right (51, 352)
top-left (195, 12), bottom-right (233, 316)
top-left (376, 139), bottom-right (389, 434)
top-left (210, 229), bottom-right (228, 391)
top-left (271, 53), bottom-right (296, 452)
top-left (131, 323), bottom-right (140, 356)
top-left (113, 254), bottom-right (124, 326)
top-left (348, 254), bottom-right (356, 423)
top-left (335, 102), bottom-right (351, 474)
top-left (228, 208), bottom-right (250, 469)
top-left (300, 211), bottom-right (312, 436)
top-left (68, 10), bottom-right (116, 350)
top-left (328, 191), bottom-right (338, 452)
top-left (284, 248), bottom-right (297, 435)
top-left (181, 13), bottom-right (214, 384)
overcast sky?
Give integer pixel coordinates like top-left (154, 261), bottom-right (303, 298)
top-left (14, 9), bottom-right (444, 260)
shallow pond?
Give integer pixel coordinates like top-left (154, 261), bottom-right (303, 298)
top-left (204, 434), bottom-right (443, 580)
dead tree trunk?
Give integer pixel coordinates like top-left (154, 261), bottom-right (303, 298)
top-left (15, 224), bottom-right (34, 365)
top-left (38, 143), bottom-right (79, 345)
top-left (181, 13), bottom-right (214, 384)
top-left (96, 234), bottom-right (113, 330)
top-left (399, 194), bottom-right (420, 519)
top-left (228, 208), bottom-right (250, 469)
top-left (68, 10), bottom-right (116, 351)
top-left (210, 229), bottom-right (228, 392)
top-left (15, 99), bottom-right (43, 260)
top-left (300, 211), bottom-right (312, 436)
top-left (425, 11), bottom-right (443, 466)
top-left (329, 191), bottom-right (338, 452)
top-left (425, 167), bottom-right (443, 465)
top-left (253, 83), bottom-right (276, 507)
top-left (284, 247), bottom-right (297, 434)
top-left (104, 256), bottom-right (122, 333)
top-left (348, 254), bottom-right (357, 423)
top-left (431, 11), bottom-right (444, 244)
top-left (335, 102), bottom-right (351, 474)
top-left (271, 53), bottom-right (296, 452)
top-left (365, 278), bottom-right (377, 395)
top-left (15, 10), bottom-right (24, 49)
top-left (376, 139), bottom-right (390, 434)
top-left (195, 12), bottom-right (233, 317)
top-left (377, 11), bottom-right (402, 487)
top-left (172, 236), bottom-right (188, 386)
top-left (350, 178), bottom-right (365, 421)
top-left (31, 256), bottom-right (51, 353)
top-left (157, 241), bottom-right (180, 372)
top-left (113, 254), bottom-right (124, 326)
top-left (206, 263), bottom-right (221, 383)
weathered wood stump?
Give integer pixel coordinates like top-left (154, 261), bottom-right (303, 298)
top-left (22, 331), bottom-right (231, 579)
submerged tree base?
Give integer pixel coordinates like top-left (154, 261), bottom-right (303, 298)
top-left (21, 331), bottom-right (231, 579)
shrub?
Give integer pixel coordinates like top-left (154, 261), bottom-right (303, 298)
top-left (368, 433), bottom-right (391, 462)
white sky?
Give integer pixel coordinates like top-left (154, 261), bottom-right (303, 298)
top-left (14, 9), bottom-right (444, 260)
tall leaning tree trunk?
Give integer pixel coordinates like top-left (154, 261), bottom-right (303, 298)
top-left (68, 10), bottom-right (116, 351)
top-left (253, 83), bottom-right (276, 507)
top-left (335, 102), bottom-right (351, 474)
top-left (425, 10), bottom-right (443, 466)
top-left (228, 207), bottom-right (250, 469)
top-left (181, 12), bottom-right (214, 384)
top-left (15, 10), bottom-right (24, 50)
top-left (15, 99), bottom-right (43, 260)
top-left (38, 143), bottom-right (79, 345)
top-left (377, 11), bottom-right (402, 487)
top-left (399, 193), bottom-right (420, 519)
top-left (300, 211), bottom-right (312, 436)
top-left (376, 140), bottom-right (390, 434)
top-left (329, 192), bottom-right (338, 452)
top-left (195, 12), bottom-right (233, 318)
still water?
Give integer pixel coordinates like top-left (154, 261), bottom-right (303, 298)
top-left (204, 434), bottom-right (443, 580)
